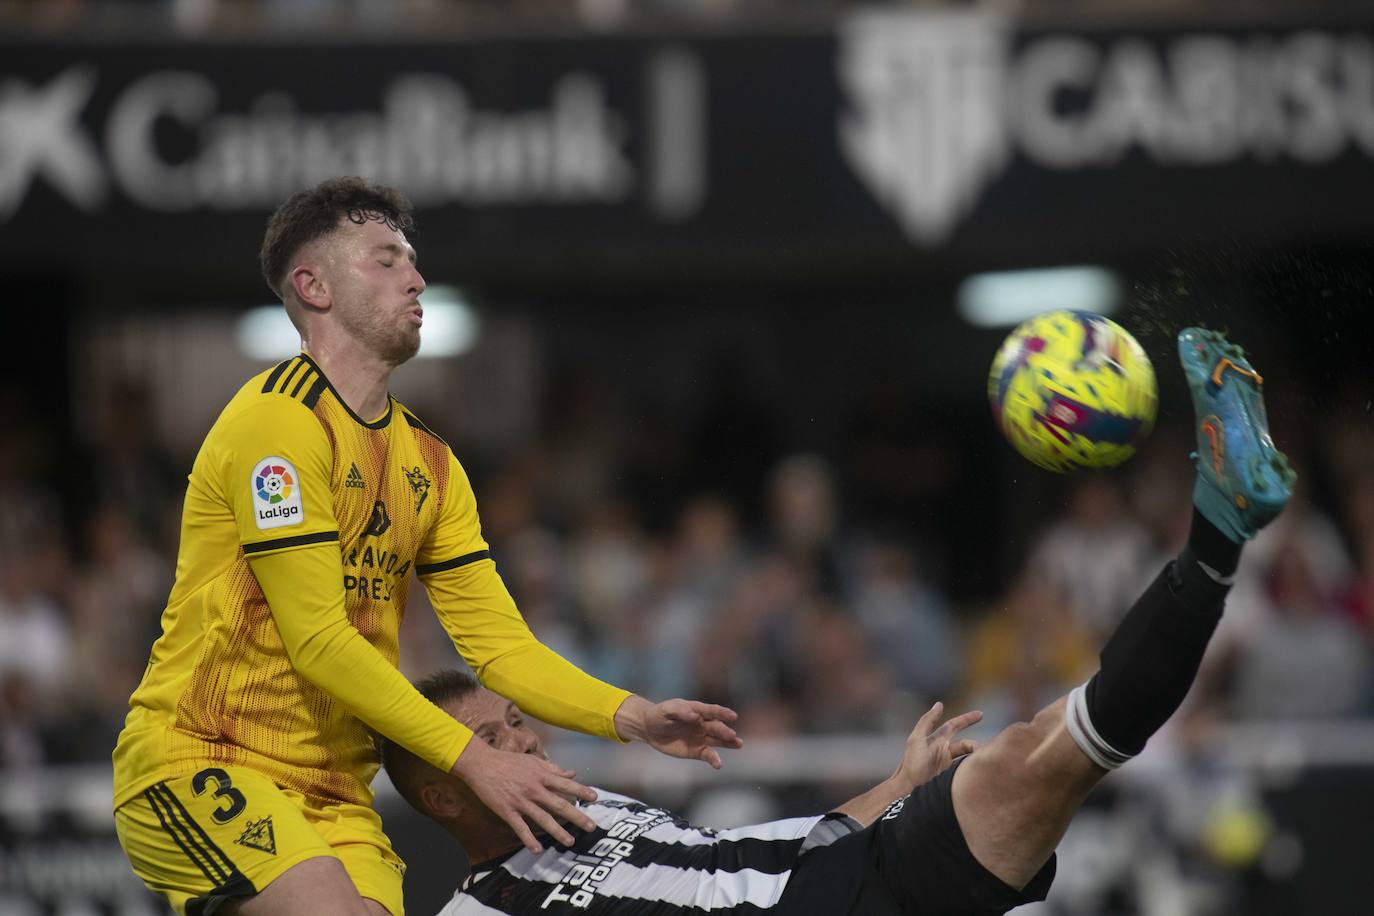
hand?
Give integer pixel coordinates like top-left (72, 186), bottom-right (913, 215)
top-left (614, 696), bottom-right (743, 769)
top-left (892, 702), bottom-right (982, 793)
top-left (450, 739), bottom-right (598, 854)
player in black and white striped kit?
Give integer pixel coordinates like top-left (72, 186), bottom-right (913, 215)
top-left (462, 788), bottom-right (851, 913)
top-left (505, 791), bottom-right (818, 911)
top-left (383, 329), bottom-right (1294, 915)
top-left (381, 671), bottom-right (980, 915)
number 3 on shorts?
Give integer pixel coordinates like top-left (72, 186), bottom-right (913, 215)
top-left (192, 767), bottom-right (248, 824)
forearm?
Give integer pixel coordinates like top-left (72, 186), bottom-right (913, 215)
top-left (831, 775), bottom-right (914, 828)
top-left (426, 561), bottom-right (631, 741)
top-left (290, 612), bottom-right (473, 764)
top-left (479, 642), bottom-right (632, 741)
top-left (250, 546), bottom-right (474, 771)
top-left (612, 694), bottom-right (653, 743)
top-left (836, 704), bottom-right (983, 827)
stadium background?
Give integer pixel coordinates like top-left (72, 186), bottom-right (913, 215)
top-left (4, 2), bottom-right (1374, 913)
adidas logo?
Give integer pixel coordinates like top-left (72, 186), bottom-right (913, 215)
top-left (345, 463), bottom-right (366, 489)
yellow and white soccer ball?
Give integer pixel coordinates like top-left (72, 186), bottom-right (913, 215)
top-left (988, 310), bottom-right (1157, 473)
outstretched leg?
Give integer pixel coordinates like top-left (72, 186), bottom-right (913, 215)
top-left (953, 327), bottom-right (1297, 892)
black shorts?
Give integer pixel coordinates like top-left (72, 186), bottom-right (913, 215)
top-left (777, 759), bottom-right (1056, 915)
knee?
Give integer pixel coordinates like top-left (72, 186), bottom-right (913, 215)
top-left (970, 698), bottom-right (1069, 784)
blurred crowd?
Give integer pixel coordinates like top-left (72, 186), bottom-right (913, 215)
top-left (4, 358), bottom-right (1373, 775)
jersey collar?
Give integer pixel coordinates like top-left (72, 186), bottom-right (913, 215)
top-left (298, 352), bottom-right (394, 430)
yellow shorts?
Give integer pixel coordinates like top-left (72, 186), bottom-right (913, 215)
top-left (114, 765), bottom-right (405, 916)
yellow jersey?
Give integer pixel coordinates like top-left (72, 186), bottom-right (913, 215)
top-left (113, 353), bottom-right (629, 809)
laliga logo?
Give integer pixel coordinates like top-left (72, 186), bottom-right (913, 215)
top-left (255, 462), bottom-right (295, 505)
top-left (252, 457), bottom-right (304, 529)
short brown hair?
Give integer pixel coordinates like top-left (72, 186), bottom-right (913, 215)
top-left (259, 176), bottom-right (416, 299)
top-left (378, 670), bottom-right (482, 816)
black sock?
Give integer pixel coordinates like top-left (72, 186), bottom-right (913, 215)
top-left (1078, 558), bottom-right (1230, 759)
top-left (1183, 508), bottom-right (1243, 578)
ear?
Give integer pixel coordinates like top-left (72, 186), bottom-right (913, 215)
top-left (420, 781), bottom-right (466, 820)
top-left (288, 263), bottom-right (331, 313)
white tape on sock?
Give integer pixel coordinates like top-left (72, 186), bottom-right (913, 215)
top-left (1066, 682), bottom-right (1134, 772)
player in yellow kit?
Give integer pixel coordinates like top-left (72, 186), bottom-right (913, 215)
top-left (112, 177), bottom-right (742, 916)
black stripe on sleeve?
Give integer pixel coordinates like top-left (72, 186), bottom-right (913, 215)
top-left (402, 410), bottom-right (443, 441)
top-left (152, 785), bottom-right (248, 890)
top-left (242, 530), bottom-right (339, 555)
top-left (620, 834), bottom-right (805, 875)
top-left (261, 358), bottom-right (294, 394)
top-left (302, 375), bottom-right (329, 409)
top-left (415, 550), bottom-right (491, 576)
top-left (277, 359), bottom-right (304, 393)
top-left (145, 787), bottom-right (226, 885)
top-left (289, 367), bottom-right (317, 399)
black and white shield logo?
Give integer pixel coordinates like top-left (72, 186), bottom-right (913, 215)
top-left (839, 11), bottom-right (1011, 245)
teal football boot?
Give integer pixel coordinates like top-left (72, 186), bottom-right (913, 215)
top-left (1177, 328), bottom-right (1296, 542)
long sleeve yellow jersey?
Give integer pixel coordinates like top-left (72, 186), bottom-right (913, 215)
top-left (113, 354), bottom-right (630, 809)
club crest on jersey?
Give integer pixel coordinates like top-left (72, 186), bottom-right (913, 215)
top-left (235, 816), bottom-right (277, 855)
top-left (251, 456), bottom-right (305, 530)
top-left (405, 466), bottom-right (431, 512)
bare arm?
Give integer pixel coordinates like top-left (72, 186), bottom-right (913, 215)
top-left (833, 703), bottom-right (982, 828)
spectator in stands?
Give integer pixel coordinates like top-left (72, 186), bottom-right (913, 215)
top-left (1241, 477), bottom-right (1353, 604)
top-left (961, 572), bottom-right (1095, 733)
top-left (65, 505), bottom-right (171, 750)
top-left (693, 553), bottom-right (806, 712)
top-left (1028, 475), bottom-right (1152, 640)
top-left (0, 394), bottom-right (63, 563)
top-left (501, 527), bottom-right (594, 675)
top-left (568, 499), bottom-right (649, 637)
top-left (784, 598), bottom-right (894, 734)
top-left (0, 538), bottom-right (72, 768)
top-left (767, 454), bottom-right (845, 593)
top-left (851, 537), bottom-right (960, 705)
top-left (86, 380), bottom-right (182, 547)
top-left (1340, 536), bottom-right (1374, 640)
top-left (637, 493), bottom-right (748, 701)
top-left (1232, 540), bottom-right (1370, 719)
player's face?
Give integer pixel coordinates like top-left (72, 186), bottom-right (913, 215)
top-left (324, 216), bottom-right (427, 366)
top-left (453, 691), bottom-right (548, 760)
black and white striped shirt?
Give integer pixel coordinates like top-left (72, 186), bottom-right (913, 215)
top-left (438, 789), bottom-right (860, 914)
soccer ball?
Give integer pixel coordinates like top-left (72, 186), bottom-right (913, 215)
top-left (988, 310), bottom-right (1157, 473)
